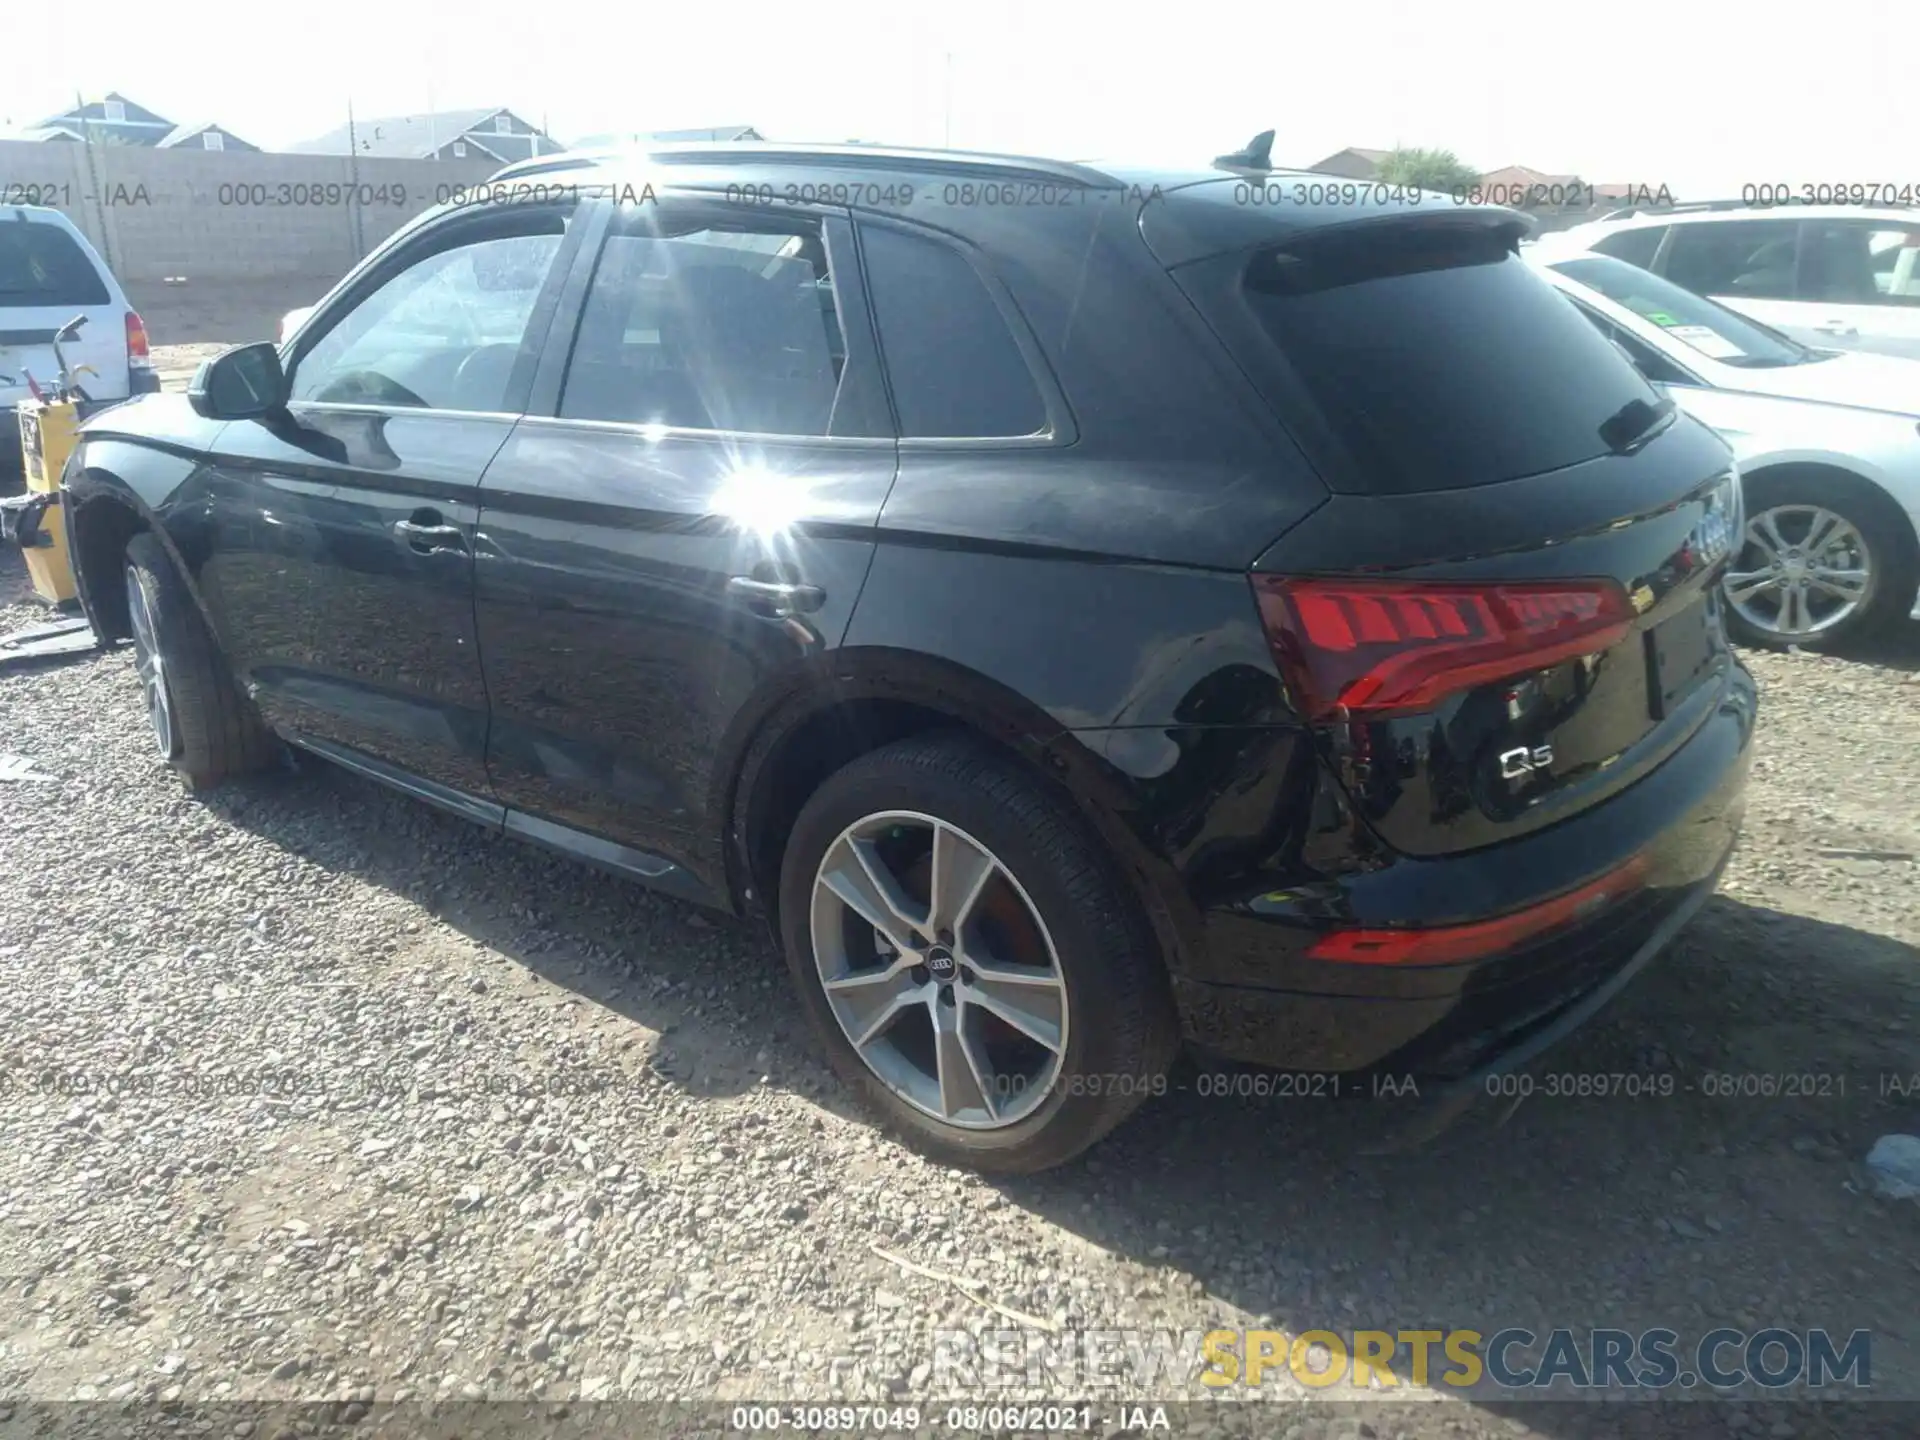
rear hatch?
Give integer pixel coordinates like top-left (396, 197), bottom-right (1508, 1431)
top-left (0, 213), bottom-right (131, 409)
top-left (1163, 202), bottom-right (1742, 858)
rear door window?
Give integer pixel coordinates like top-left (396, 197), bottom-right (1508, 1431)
top-left (0, 221), bottom-right (110, 307)
top-left (561, 219), bottom-right (845, 436)
top-left (1661, 219), bottom-right (1800, 300)
top-left (859, 224), bottom-right (1048, 439)
top-left (1191, 221), bottom-right (1664, 494)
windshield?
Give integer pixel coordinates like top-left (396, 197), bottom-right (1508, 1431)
top-left (1548, 254), bottom-right (1818, 369)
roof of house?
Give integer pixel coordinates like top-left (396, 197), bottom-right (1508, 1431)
top-left (36, 91), bottom-right (174, 129)
top-left (647, 125), bottom-right (762, 142)
top-left (158, 121), bottom-right (240, 148)
top-left (1316, 146), bottom-right (1391, 164)
top-left (10, 124), bottom-right (85, 142)
top-left (571, 125), bottom-right (763, 148)
top-left (286, 107), bottom-right (531, 158)
top-left (1478, 163), bottom-right (1583, 188)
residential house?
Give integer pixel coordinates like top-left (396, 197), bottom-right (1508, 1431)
top-left (286, 108), bottom-right (564, 163)
top-left (1306, 148), bottom-right (1672, 230)
top-left (1305, 146), bottom-right (1392, 179)
top-left (12, 93), bottom-right (254, 149)
top-left (158, 122), bottom-right (259, 153)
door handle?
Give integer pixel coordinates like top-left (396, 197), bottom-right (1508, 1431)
top-left (1813, 319), bottom-right (1858, 337)
top-left (394, 513), bottom-right (468, 555)
top-left (727, 575), bottom-right (825, 617)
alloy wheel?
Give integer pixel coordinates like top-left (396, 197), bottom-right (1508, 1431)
top-left (808, 811), bottom-right (1069, 1130)
top-left (1722, 504), bottom-right (1872, 642)
top-left (125, 562), bottom-right (177, 759)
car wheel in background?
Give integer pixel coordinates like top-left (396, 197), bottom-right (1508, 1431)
top-left (123, 533), bottom-right (277, 788)
top-left (778, 734), bottom-right (1179, 1174)
top-left (1722, 473), bottom-right (1917, 650)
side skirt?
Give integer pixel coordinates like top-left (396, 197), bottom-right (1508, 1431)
top-left (283, 733), bottom-right (724, 910)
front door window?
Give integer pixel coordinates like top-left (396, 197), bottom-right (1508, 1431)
top-left (290, 230), bottom-right (563, 412)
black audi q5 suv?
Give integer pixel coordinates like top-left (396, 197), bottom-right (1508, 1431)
top-left (61, 141), bottom-right (1755, 1172)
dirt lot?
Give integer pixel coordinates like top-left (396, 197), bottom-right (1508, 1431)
top-left (1, 359), bottom-right (1918, 1437)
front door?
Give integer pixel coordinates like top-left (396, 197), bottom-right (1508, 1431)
top-left (473, 196), bottom-right (896, 877)
top-left (196, 200), bottom-right (586, 797)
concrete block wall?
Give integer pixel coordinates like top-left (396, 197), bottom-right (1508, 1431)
top-left (1, 142), bottom-right (501, 342)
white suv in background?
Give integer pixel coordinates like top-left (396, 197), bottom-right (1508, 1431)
top-left (1534, 203), bottom-right (1920, 361)
top-left (2, 205), bottom-right (158, 463)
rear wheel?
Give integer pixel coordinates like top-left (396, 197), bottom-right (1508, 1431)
top-left (123, 533), bottom-right (276, 788)
top-left (778, 734), bottom-right (1178, 1173)
top-left (1723, 474), bottom-right (1915, 650)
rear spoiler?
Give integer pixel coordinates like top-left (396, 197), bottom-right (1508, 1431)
top-left (1146, 188), bottom-right (1535, 269)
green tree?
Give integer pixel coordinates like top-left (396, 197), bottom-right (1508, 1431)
top-left (1374, 147), bottom-right (1480, 193)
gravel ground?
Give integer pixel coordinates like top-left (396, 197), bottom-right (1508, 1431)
top-left (2, 366), bottom-right (1918, 1437)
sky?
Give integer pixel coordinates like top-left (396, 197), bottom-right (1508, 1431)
top-left (8, 0), bottom-right (1918, 198)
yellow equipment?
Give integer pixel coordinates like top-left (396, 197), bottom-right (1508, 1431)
top-left (9, 396), bottom-right (84, 604)
top-left (2, 315), bottom-right (94, 606)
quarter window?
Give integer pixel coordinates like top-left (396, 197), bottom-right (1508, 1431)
top-left (290, 224), bottom-right (564, 411)
top-left (859, 225), bottom-right (1048, 439)
top-left (1591, 225), bottom-right (1665, 269)
top-left (560, 222), bottom-right (846, 436)
top-left (1662, 220), bottom-right (1800, 300)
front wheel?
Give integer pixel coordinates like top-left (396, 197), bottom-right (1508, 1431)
top-left (1722, 477), bottom-right (1914, 650)
top-left (778, 735), bottom-right (1178, 1173)
top-left (123, 533), bottom-right (276, 788)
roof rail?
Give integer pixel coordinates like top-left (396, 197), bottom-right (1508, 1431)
top-left (1601, 198), bottom-right (1766, 221)
top-left (488, 142), bottom-right (1121, 188)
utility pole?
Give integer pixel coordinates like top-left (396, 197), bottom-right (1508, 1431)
top-left (346, 99), bottom-right (364, 260)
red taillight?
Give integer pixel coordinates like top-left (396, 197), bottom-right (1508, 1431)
top-left (1305, 854), bottom-right (1650, 967)
top-left (1251, 575), bottom-right (1633, 720)
top-left (125, 310), bottom-right (152, 366)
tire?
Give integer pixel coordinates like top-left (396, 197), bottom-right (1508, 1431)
top-left (778, 733), bottom-right (1179, 1173)
top-left (123, 532), bottom-right (277, 788)
top-left (1723, 471), bottom-right (1917, 651)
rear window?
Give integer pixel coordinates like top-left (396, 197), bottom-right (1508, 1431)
top-left (1219, 222), bottom-right (1664, 494)
top-left (0, 220), bottom-right (110, 307)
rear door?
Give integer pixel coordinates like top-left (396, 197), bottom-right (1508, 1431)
top-left (1654, 218), bottom-right (1818, 341)
top-left (472, 193), bottom-right (894, 869)
top-left (0, 212), bottom-right (129, 410)
top-left (197, 198), bottom-right (587, 800)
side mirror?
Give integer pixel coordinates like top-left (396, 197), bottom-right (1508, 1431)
top-left (189, 342), bottom-right (288, 419)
